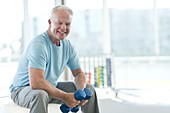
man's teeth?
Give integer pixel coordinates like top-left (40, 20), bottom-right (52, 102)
top-left (59, 32), bottom-right (65, 34)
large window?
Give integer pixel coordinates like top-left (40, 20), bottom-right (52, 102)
top-left (65, 0), bottom-right (170, 90)
top-left (66, 0), bottom-right (170, 57)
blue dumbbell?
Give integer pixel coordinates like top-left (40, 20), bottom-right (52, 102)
top-left (84, 88), bottom-right (93, 99)
top-left (71, 88), bottom-right (93, 112)
top-left (60, 103), bottom-right (71, 113)
top-left (60, 89), bottom-right (86, 113)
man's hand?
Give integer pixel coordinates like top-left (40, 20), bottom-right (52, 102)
top-left (63, 93), bottom-right (80, 108)
top-left (78, 99), bottom-right (88, 106)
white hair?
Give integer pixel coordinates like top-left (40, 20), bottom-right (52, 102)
top-left (51, 5), bottom-right (73, 16)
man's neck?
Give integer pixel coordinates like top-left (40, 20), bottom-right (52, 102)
top-left (55, 39), bottom-right (60, 46)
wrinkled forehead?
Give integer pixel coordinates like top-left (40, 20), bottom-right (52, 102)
top-left (51, 9), bottom-right (73, 23)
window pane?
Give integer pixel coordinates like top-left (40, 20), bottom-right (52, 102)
top-left (157, 0), bottom-right (170, 8)
top-left (108, 0), bottom-right (155, 56)
top-left (157, 0), bottom-right (170, 55)
top-left (66, 0), bottom-right (103, 56)
top-left (108, 0), bottom-right (153, 9)
top-left (0, 0), bottom-right (23, 62)
top-left (28, 0), bottom-right (54, 37)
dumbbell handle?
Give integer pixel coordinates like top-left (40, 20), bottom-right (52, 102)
top-left (60, 89), bottom-right (86, 113)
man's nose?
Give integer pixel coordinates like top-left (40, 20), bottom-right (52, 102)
top-left (61, 24), bottom-right (66, 30)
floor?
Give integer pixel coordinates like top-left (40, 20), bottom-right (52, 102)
top-left (98, 88), bottom-right (170, 113)
top-left (99, 98), bottom-right (170, 113)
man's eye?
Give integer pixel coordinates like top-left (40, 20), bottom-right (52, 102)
top-left (58, 22), bottom-right (62, 25)
top-left (66, 23), bottom-right (71, 26)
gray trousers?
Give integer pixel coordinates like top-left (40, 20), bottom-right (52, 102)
top-left (10, 82), bottom-right (100, 113)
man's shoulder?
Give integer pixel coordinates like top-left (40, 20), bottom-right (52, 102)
top-left (31, 32), bottom-right (49, 44)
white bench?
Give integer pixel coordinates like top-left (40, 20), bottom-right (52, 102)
top-left (0, 100), bottom-right (81, 113)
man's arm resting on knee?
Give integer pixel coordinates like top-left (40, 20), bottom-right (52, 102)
top-left (29, 68), bottom-right (79, 107)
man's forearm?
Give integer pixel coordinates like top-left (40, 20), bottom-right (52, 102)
top-left (74, 71), bottom-right (87, 89)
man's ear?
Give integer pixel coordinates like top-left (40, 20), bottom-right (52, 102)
top-left (48, 19), bottom-right (51, 24)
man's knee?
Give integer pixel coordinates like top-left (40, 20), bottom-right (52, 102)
top-left (31, 89), bottom-right (50, 102)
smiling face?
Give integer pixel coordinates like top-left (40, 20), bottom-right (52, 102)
top-left (48, 7), bottom-right (72, 44)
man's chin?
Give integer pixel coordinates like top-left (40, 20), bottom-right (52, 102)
top-left (57, 35), bottom-right (67, 40)
top-left (55, 37), bottom-right (65, 40)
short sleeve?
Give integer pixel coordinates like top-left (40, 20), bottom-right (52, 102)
top-left (26, 41), bottom-right (47, 70)
top-left (67, 42), bottom-right (81, 70)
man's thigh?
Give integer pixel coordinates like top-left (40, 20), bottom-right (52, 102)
top-left (57, 81), bottom-right (77, 92)
top-left (11, 86), bottom-right (49, 108)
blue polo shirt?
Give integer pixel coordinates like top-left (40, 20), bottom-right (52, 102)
top-left (10, 31), bottom-right (80, 92)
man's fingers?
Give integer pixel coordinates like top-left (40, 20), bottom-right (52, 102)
top-left (78, 100), bottom-right (88, 106)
